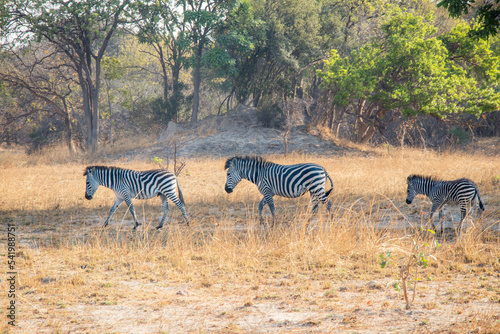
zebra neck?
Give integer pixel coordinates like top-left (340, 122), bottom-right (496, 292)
top-left (241, 165), bottom-right (260, 184)
top-left (417, 180), bottom-right (437, 196)
top-left (96, 169), bottom-right (113, 189)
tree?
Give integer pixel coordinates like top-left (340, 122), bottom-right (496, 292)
top-left (207, 0), bottom-right (264, 109)
top-left (233, 0), bottom-right (323, 106)
top-left (438, 0), bottom-right (500, 38)
top-left (2, 0), bottom-right (133, 153)
top-left (182, 0), bottom-right (238, 124)
top-left (136, 0), bottom-right (191, 122)
top-left (318, 13), bottom-right (500, 143)
top-left (0, 42), bottom-right (78, 153)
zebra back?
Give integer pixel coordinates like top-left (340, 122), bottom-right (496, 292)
top-left (407, 174), bottom-right (482, 206)
top-left (85, 166), bottom-right (178, 200)
top-left (225, 156), bottom-right (332, 198)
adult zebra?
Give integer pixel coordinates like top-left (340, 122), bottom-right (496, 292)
top-left (224, 156), bottom-right (334, 224)
top-left (405, 175), bottom-right (485, 234)
top-left (84, 166), bottom-right (189, 229)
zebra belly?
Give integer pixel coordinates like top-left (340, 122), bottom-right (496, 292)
top-left (273, 185), bottom-right (307, 198)
top-left (129, 189), bottom-right (157, 200)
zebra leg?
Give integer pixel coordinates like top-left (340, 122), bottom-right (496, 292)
top-left (156, 194), bottom-right (170, 229)
top-left (457, 205), bottom-right (468, 235)
top-left (318, 191), bottom-right (333, 214)
top-left (167, 193), bottom-right (189, 226)
top-left (258, 198), bottom-right (267, 224)
top-left (429, 204), bottom-right (438, 231)
top-left (123, 197), bottom-right (140, 230)
top-left (103, 198), bottom-right (123, 228)
top-left (326, 200), bottom-right (332, 212)
top-left (311, 197), bottom-right (320, 214)
top-left (268, 197), bottom-right (276, 227)
top-left (437, 209), bottom-right (445, 236)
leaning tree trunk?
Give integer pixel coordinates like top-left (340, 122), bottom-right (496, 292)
top-left (355, 99), bottom-right (376, 144)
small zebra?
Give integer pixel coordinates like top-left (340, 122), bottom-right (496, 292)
top-left (84, 166), bottom-right (189, 229)
top-left (224, 156), bottom-right (334, 224)
top-left (405, 174), bottom-right (485, 234)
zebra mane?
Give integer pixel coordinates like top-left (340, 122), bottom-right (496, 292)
top-left (84, 165), bottom-right (125, 176)
top-left (407, 174), bottom-right (442, 183)
top-left (224, 156), bottom-right (267, 170)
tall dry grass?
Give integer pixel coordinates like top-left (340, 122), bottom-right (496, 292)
top-left (0, 145), bottom-right (499, 322)
top-left (2, 146), bottom-right (499, 273)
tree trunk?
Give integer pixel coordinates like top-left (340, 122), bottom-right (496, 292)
top-left (105, 79), bottom-right (114, 145)
top-left (79, 67), bottom-right (93, 152)
top-left (63, 111), bottom-right (75, 154)
top-left (333, 106), bottom-right (345, 137)
top-left (357, 122), bottom-right (376, 144)
top-left (172, 63), bottom-right (181, 122)
top-left (191, 44), bottom-right (203, 125)
top-left (355, 99), bottom-right (376, 144)
top-left (156, 43), bottom-right (169, 104)
top-left (90, 83), bottom-right (99, 153)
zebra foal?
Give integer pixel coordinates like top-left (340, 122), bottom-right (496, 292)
top-left (405, 175), bottom-right (485, 234)
top-left (84, 166), bottom-right (189, 229)
top-left (224, 156), bottom-right (334, 225)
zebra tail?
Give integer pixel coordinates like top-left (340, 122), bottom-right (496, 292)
top-left (324, 171), bottom-right (334, 197)
top-left (177, 182), bottom-right (185, 205)
top-left (478, 194), bottom-right (485, 212)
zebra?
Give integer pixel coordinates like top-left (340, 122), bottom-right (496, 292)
top-left (84, 166), bottom-right (189, 229)
top-left (224, 156), bottom-right (334, 225)
top-left (405, 174), bottom-right (485, 234)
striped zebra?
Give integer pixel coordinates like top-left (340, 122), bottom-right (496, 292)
top-left (405, 175), bottom-right (485, 234)
top-left (84, 166), bottom-right (189, 229)
top-left (224, 156), bottom-right (334, 224)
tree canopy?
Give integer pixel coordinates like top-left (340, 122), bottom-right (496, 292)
top-left (318, 13), bottom-right (500, 143)
top-left (1, 0), bottom-right (499, 152)
top-left (438, 0), bottom-right (500, 38)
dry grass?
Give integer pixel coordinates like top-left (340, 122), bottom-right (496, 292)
top-left (1, 145), bottom-right (500, 333)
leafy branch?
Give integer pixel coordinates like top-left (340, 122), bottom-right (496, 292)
top-left (380, 229), bottom-right (440, 309)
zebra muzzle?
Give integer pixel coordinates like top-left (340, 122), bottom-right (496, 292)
top-left (85, 194), bottom-right (93, 200)
top-left (225, 186), bottom-right (233, 194)
top-left (406, 199), bottom-right (412, 204)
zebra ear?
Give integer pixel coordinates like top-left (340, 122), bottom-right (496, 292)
top-left (84, 167), bottom-right (94, 176)
top-left (224, 158), bottom-right (233, 170)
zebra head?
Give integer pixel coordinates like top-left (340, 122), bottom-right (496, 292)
top-left (224, 157), bottom-right (242, 194)
top-left (84, 166), bottom-right (100, 200)
top-left (405, 175), bottom-right (419, 204)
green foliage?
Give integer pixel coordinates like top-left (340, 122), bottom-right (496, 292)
top-left (438, 0), bottom-right (500, 38)
top-left (449, 126), bottom-right (470, 145)
top-left (150, 156), bottom-right (164, 168)
top-left (130, 96), bottom-right (176, 130)
top-left (102, 56), bottom-right (123, 81)
top-left (319, 13), bottom-right (500, 130)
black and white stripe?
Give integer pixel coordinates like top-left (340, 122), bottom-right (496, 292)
top-left (84, 166), bottom-right (189, 229)
top-left (406, 175), bottom-right (484, 234)
top-left (224, 156), bottom-right (334, 224)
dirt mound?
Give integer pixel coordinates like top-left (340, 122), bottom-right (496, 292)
top-left (118, 105), bottom-right (364, 161)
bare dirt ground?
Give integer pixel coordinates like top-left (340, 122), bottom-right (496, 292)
top-left (2, 108), bottom-right (500, 334)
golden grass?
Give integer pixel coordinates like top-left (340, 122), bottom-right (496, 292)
top-left (1, 145), bottom-right (500, 333)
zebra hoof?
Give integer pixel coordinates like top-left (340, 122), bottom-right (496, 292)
top-left (156, 225), bottom-right (163, 230)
